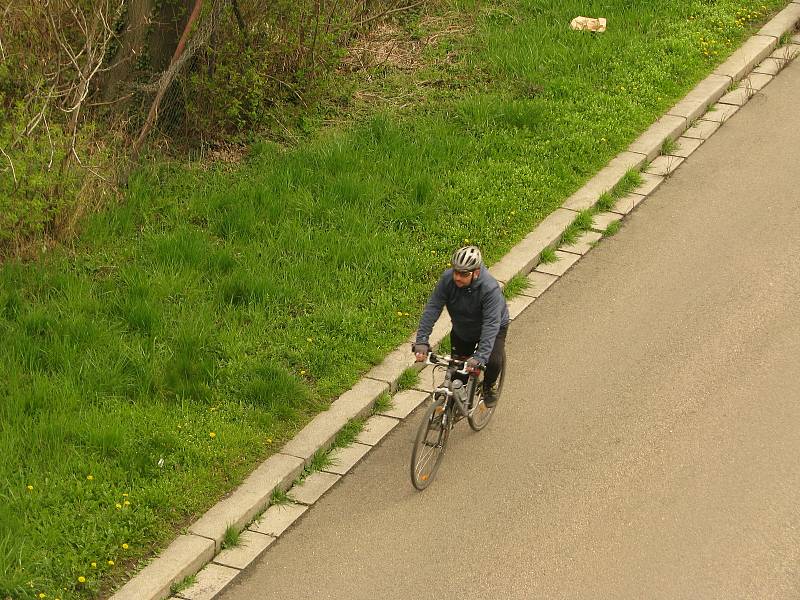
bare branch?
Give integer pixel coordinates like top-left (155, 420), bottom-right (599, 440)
top-left (0, 146), bottom-right (17, 185)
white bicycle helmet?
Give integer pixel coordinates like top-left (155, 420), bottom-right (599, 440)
top-left (451, 245), bottom-right (482, 271)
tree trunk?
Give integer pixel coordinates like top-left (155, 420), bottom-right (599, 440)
top-left (100, 0), bottom-right (197, 103)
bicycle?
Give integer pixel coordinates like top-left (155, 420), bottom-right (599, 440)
top-left (410, 352), bottom-right (505, 490)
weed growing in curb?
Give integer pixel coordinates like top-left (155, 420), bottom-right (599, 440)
top-left (596, 192), bottom-right (616, 212)
top-left (605, 221), bottom-right (622, 236)
top-left (661, 137), bottom-right (678, 156)
top-left (437, 334), bottom-right (451, 355)
top-left (560, 211), bottom-right (594, 246)
top-left (334, 418), bottom-right (365, 449)
top-left (170, 575), bottom-right (197, 595)
top-left (270, 488), bottom-right (291, 506)
top-left (373, 391), bottom-right (394, 413)
top-left (502, 274), bottom-right (531, 300)
top-left (396, 369), bottom-right (419, 391)
top-left (779, 31), bottom-right (792, 45)
top-left (539, 247), bottom-right (558, 264)
top-left (222, 525), bottom-right (241, 550)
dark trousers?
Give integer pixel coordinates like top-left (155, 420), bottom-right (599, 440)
top-left (450, 325), bottom-right (508, 388)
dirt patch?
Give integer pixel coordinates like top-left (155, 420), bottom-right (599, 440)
top-left (341, 11), bottom-right (473, 73)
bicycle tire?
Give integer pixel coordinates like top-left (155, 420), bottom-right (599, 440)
top-left (468, 366), bottom-right (505, 432)
top-left (410, 394), bottom-right (450, 490)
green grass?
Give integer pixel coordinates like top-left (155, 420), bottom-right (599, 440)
top-left (661, 137), bottom-right (679, 156)
top-left (0, 1), bottom-right (786, 598)
top-left (333, 419), bottom-right (365, 449)
top-left (269, 488), bottom-right (291, 506)
top-left (559, 210), bottom-right (594, 246)
top-left (539, 246), bottom-right (558, 264)
top-left (604, 221), bottom-right (623, 236)
top-left (221, 525), bottom-right (241, 550)
top-left (596, 169), bottom-right (643, 212)
top-left (502, 274), bottom-right (531, 300)
top-left (395, 369), bottom-right (420, 392)
top-left (170, 575), bottom-right (197, 596)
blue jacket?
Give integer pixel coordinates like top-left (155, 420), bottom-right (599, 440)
top-left (415, 264), bottom-right (509, 364)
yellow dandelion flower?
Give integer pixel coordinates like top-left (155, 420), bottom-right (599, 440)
top-left (115, 503), bottom-right (122, 509)
top-left (122, 493), bottom-right (128, 497)
top-left (396, 311), bottom-right (403, 316)
top-left (26, 485), bottom-right (33, 491)
top-left (266, 438), bottom-right (273, 444)
top-left (124, 500), bottom-right (130, 506)
top-left (122, 543), bottom-right (129, 550)
top-left (86, 475), bottom-right (94, 481)
top-left (39, 594), bottom-right (46, 599)
top-left (108, 560), bottom-right (115, 566)
top-left (78, 576), bottom-right (86, 583)
top-left (209, 432), bottom-right (216, 439)
top-left (306, 337), bottom-right (313, 342)
top-left (91, 562), bottom-right (97, 568)
top-left (300, 370), bottom-right (306, 375)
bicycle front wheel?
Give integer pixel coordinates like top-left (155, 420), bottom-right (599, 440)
top-left (468, 366), bottom-right (504, 432)
top-left (410, 395), bottom-right (450, 490)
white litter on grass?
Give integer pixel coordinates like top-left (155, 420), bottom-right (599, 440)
top-left (570, 16), bottom-right (607, 32)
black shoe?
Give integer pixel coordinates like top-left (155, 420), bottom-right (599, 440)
top-left (482, 384), bottom-right (498, 408)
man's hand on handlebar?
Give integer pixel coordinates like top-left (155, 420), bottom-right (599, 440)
top-left (465, 357), bottom-right (484, 374)
top-left (412, 343), bottom-right (430, 363)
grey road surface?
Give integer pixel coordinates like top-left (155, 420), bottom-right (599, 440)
top-left (221, 60), bottom-right (800, 600)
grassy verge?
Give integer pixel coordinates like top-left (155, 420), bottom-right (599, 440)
top-left (0, 1), bottom-right (787, 598)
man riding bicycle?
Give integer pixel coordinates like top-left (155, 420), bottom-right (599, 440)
top-left (412, 245), bottom-right (510, 408)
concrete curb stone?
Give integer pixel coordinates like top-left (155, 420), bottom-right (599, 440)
top-left (112, 535), bottom-right (214, 600)
top-left (356, 415), bottom-right (400, 446)
top-left (174, 564), bottom-right (240, 600)
top-left (718, 87), bottom-right (753, 106)
top-left (379, 389), bottom-right (429, 418)
top-left (324, 443), bottom-right (373, 475)
top-left (632, 172), bottom-right (665, 196)
top-left (667, 74), bottom-right (731, 124)
top-left (609, 192), bottom-right (647, 216)
top-left (535, 251), bottom-right (581, 277)
top-left (753, 57), bottom-right (783, 75)
top-left (507, 293), bottom-right (536, 320)
top-left (365, 348), bottom-right (417, 392)
top-left (701, 103), bottom-right (740, 123)
top-left (248, 503), bottom-right (308, 538)
top-left (519, 271), bottom-right (559, 298)
top-left (644, 155), bottom-right (686, 177)
top-left (281, 378), bottom-right (388, 464)
top-left (591, 212), bottom-right (623, 233)
top-left (683, 119), bottom-right (721, 140)
top-left (744, 72), bottom-right (775, 91)
top-left (189, 454), bottom-right (304, 551)
top-left (628, 114), bottom-right (687, 162)
top-left (561, 151), bottom-right (646, 211)
top-left (559, 231), bottom-right (602, 256)
top-left (758, 3), bottom-right (800, 37)
top-left (770, 43), bottom-right (800, 60)
top-left (211, 530), bottom-right (275, 571)
top-left (288, 471), bottom-right (341, 506)
top-left (489, 208), bottom-right (578, 283)
top-left (713, 35), bottom-right (777, 82)
top-left (670, 136), bottom-right (704, 159)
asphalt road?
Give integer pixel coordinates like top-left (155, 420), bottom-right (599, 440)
top-left (220, 58), bottom-right (800, 600)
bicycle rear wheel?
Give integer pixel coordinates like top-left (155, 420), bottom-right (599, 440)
top-left (410, 395), bottom-right (450, 490)
top-left (468, 366), bottom-right (505, 432)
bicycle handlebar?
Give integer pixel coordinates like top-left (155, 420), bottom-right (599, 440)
top-left (425, 352), bottom-right (482, 375)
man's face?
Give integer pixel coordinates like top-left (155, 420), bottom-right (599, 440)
top-left (453, 268), bottom-right (479, 288)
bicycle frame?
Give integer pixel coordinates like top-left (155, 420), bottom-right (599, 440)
top-left (426, 353), bottom-right (481, 420)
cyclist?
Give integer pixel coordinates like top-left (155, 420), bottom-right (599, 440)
top-left (412, 245), bottom-right (509, 407)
